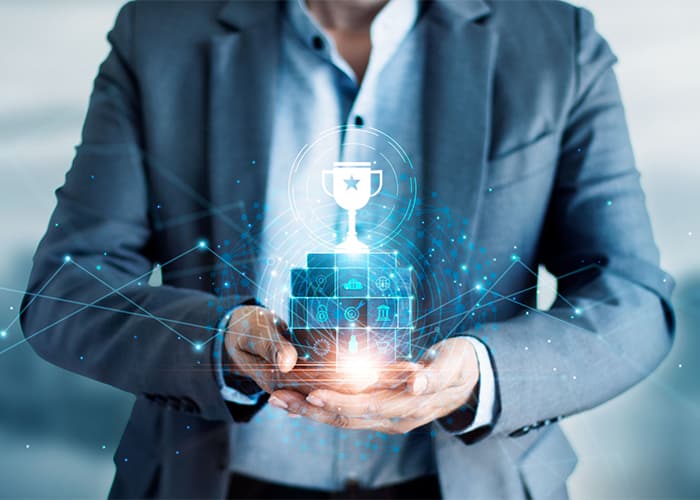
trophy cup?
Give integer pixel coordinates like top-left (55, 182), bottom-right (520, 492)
top-left (322, 161), bottom-right (383, 252)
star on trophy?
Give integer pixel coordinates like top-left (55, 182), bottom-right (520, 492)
top-left (322, 161), bottom-right (383, 251)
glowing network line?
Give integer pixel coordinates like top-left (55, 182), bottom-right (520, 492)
top-left (0, 244), bottom-right (203, 355)
top-left (412, 260), bottom-right (599, 343)
top-left (1, 240), bottom-right (607, 359)
top-left (3, 244), bottom-right (690, 425)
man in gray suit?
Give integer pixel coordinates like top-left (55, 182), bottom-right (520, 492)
top-left (21, 0), bottom-right (674, 498)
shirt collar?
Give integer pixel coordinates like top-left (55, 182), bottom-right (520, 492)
top-left (286, 0), bottom-right (420, 84)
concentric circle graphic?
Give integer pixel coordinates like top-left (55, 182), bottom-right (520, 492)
top-left (288, 126), bottom-right (418, 251)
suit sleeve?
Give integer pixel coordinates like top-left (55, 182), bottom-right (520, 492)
top-left (20, 4), bottom-right (263, 423)
top-left (461, 7), bottom-right (675, 441)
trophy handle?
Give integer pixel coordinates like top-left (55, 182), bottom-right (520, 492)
top-left (370, 169), bottom-right (383, 197)
top-left (321, 170), bottom-right (334, 197)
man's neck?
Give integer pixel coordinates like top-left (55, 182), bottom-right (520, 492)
top-left (306, 0), bottom-right (390, 83)
top-left (306, 0), bottom-right (388, 31)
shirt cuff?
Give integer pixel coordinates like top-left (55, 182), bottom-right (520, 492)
top-left (214, 308), bottom-right (265, 406)
top-left (450, 336), bottom-right (497, 435)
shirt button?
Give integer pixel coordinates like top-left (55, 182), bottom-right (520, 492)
top-left (344, 479), bottom-right (360, 492)
top-left (312, 35), bottom-right (324, 50)
top-left (354, 115), bottom-right (364, 127)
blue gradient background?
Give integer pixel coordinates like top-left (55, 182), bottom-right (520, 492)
top-left (0, 1), bottom-right (698, 497)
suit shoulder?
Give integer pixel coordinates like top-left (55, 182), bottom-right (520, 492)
top-left (116, 1), bottom-right (227, 43)
top-left (486, 0), bottom-right (580, 50)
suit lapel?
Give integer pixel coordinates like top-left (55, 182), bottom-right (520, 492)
top-left (418, 2), bottom-right (497, 334)
top-left (420, 2), bottom-right (501, 494)
top-left (207, 4), bottom-right (280, 283)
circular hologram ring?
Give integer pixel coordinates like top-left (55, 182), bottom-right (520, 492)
top-left (288, 126), bottom-right (418, 250)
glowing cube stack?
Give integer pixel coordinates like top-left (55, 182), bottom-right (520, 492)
top-left (289, 252), bottom-right (414, 368)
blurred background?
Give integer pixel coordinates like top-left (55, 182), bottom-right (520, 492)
top-left (0, 1), bottom-right (698, 498)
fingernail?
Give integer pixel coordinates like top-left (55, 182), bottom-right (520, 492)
top-left (268, 396), bottom-right (288, 410)
top-left (413, 374), bottom-right (428, 394)
top-left (287, 412), bottom-right (301, 418)
top-left (306, 395), bottom-right (325, 408)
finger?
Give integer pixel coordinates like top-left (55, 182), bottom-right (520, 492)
top-left (267, 311), bottom-right (298, 372)
top-left (409, 341), bottom-right (476, 395)
top-left (375, 361), bottom-right (420, 388)
top-left (271, 390), bottom-right (399, 432)
top-left (234, 308), bottom-right (298, 373)
top-left (313, 383), bottom-right (475, 423)
top-left (305, 388), bottom-right (416, 419)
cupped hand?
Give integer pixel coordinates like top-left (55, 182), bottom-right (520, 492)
top-left (224, 306), bottom-right (403, 395)
top-left (269, 337), bottom-right (479, 434)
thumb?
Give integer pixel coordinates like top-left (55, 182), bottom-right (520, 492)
top-left (409, 346), bottom-right (450, 395)
top-left (273, 316), bottom-right (297, 373)
top-left (275, 339), bottom-right (298, 373)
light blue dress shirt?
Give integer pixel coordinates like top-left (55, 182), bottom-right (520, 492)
top-left (214, 0), bottom-right (495, 490)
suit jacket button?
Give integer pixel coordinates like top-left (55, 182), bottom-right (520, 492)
top-left (344, 479), bottom-right (360, 493)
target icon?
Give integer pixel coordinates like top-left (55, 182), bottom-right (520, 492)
top-left (343, 301), bottom-right (365, 322)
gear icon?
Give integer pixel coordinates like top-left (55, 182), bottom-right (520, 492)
top-left (313, 338), bottom-right (331, 357)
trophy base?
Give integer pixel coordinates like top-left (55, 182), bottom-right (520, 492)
top-left (336, 236), bottom-right (368, 253)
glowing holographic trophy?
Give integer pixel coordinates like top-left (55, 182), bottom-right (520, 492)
top-left (322, 161), bottom-right (383, 251)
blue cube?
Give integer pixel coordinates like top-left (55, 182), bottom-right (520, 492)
top-left (291, 328), bottom-right (336, 363)
top-left (338, 268), bottom-right (368, 298)
top-left (369, 252), bottom-right (397, 268)
top-left (367, 298), bottom-right (398, 328)
top-left (307, 298), bottom-right (339, 329)
top-left (291, 269), bottom-right (307, 297)
top-left (289, 252), bottom-right (415, 364)
top-left (369, 329), bottom-right (396, 359)
top-left (394, 329), bottom-right (412, 359)
top-left (289, 298), bottom-right (306, 328)
top-left (336, 328), bottom-right (370, 357)
top-left (307, 253), bottom-right (335, 268)
top-left (307, 267), bottom-right (336, 297)
top-left (397, 298), bottom-right (413, 327)
top-left (338, 299), bottom-right (367, 327)
top-left (369, 267), bottom-right (411, 297)
top-left (336, 252), bottom-right (369, 268)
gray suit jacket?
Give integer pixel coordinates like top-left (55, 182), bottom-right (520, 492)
top-left (21, 1), bottom-right (674, 498)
